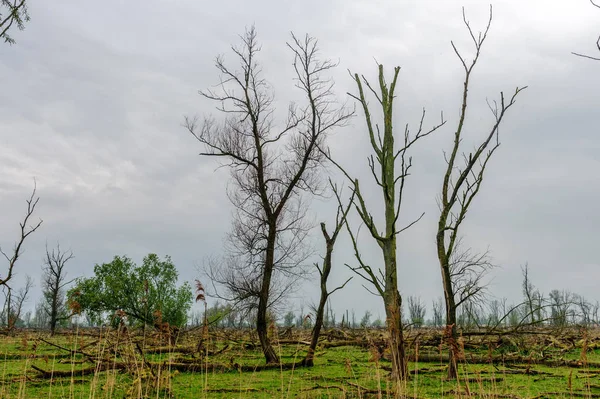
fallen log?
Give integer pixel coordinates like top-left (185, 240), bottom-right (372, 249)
top-left (321, 339), bottom-right (378, 348)
top-left (411, 353), bottom-right (600, 369)
top-left (531, 393), bottom-right (600, 399)
top-left (38, 338), bottom-right (96, 362)
top-left (30, 362), bottom-right (127, 378)
top-left (275, 340), bottom-right (311, 345)
top-left (154, 361), bottom-right (303, 373)
top-left (142, 346), bottom-right (195, 355)
top-left (205, 388), bottom-right (260, 393)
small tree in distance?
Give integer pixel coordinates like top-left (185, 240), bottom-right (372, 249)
top-left (360, 310), bottom-right (372, 328)
top-left (407, 296), bottom-right (426, 328)
top-left (282, 311), bottom-right (294, 328)
top-left (432, 297), bottom-right (444, 327)
top-left (1, 275), bottom-right (32, 330)
top-left (41, 243), bottom-right (74, 335)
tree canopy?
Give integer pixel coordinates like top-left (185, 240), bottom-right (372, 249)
top-left (67, 254), bottom-right (192, 328)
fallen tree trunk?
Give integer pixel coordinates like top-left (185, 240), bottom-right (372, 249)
top-left (410, 353), bottom-right (600, 368)
top-left (31, 362), bottom-right (127, 378)
top-left (157, 361), bottom-right (303, 373)
top-left (142, 345), bottom-right (195, 355)
top-left (321, 339), bottom-right (375, 348)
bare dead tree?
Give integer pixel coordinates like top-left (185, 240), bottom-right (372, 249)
top-left (549, 289), bottom-right (575, 327)
top-left (185, 28), bottom-right (352, 364)
top-left (407, 296), bottom-right (426, 328)
top-left (521, 263), bottom-right (546, 325)
top-left (302, 181), bottom-right (354, 367)
top-left (521, 263), bottom-right (535, 324)
top-left (572, 0), bottom-right (600, 61)
top-left (1, 182), bottom-right (43, 289)
top-left (1, 274), bottom-right (32, 331)
top-left (574, 294), bottom-right (592, 326)
top-left (0, 0), bottom-right (28, 45)
top-left (473, 270), bottom-right (553, 334)
top-left (435, 6), bottom-right (526, 379)
top-left (42, 243), bottom-right (74, 335)
top-left (591, 301), bottom-right (599, 326)
top-left (487, 299), bottom-right (501, 326)
top-left (328, 64), bottom-right (445, 381)
top-left (432, 297), bottom-right (444, 327)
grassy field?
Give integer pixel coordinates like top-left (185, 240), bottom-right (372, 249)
top-left (1, 325), bottom-right (600, 398)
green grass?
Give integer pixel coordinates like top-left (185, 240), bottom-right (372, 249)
top-left (1, 327), bottom-right (600, 398)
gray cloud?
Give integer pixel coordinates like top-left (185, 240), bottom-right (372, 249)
top-left (0, 0), bottom-right (598, 319)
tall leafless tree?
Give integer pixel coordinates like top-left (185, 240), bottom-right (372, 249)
top-left (1, 183), bottom-right (43, 290)
top-left (573, 0), bottom-right (600, 61)
top-left (302, 182), bottom-right (353, 367)
top-left (0, 0), bottom-right (28, 45)
top-left (435, 6), bottom-right (526, 379)
top-left (185, 28), bottom-right (352, 364)
top-left (42, 243), bottom-right (74, 335)
top-left (329, 64), bottom-right (445, 381)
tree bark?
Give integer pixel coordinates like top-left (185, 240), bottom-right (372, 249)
top-left (256, 227), bottom-right (279, 364)
top-left (437, 224), bottom-right (458, 379)
top-left (445, 310), bottom-right (458, 379)
top-left (303, 291), bottom-right (327, 366)
top-left (50, 293), bottom-right (58, 335)
top-left (303, 240), bottom-right (333, 367)
top-left (382, 240), bottom-right (407, 380)
top-left (386, 292), bottom-right (407, 380)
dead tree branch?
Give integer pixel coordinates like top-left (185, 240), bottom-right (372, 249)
top-left (0, 182), bottom-right (42, 288)
top-left (572, 0), bottom-right (600, 61)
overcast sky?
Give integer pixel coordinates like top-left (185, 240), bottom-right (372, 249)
top-left (0, 0), bottom-right (598, 321)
